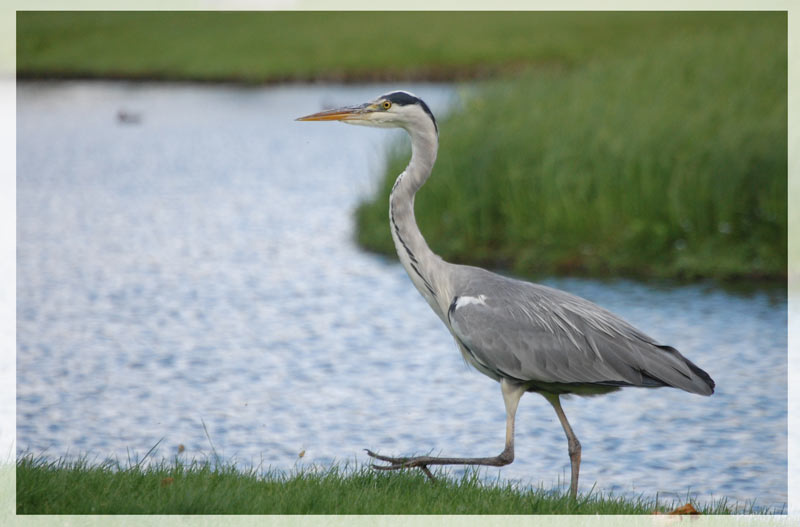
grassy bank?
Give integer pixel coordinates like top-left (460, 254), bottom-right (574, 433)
top-left (17, 456), bottom-right (746, 514)
top-left (356, 13), bottom-right (786, 280)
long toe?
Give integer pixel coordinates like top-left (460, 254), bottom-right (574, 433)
top-left (370, 463), bottom-right (403, 471)
top-left (365, 449), bottom-right (408, 464)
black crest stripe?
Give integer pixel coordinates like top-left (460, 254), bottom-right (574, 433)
top-left (382, 91), bottom-right (438, 134)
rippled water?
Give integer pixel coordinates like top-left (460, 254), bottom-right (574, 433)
top-left (16, 82), bottom-right (787, 509)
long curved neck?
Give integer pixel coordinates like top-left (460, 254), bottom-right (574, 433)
top-left (389, 125), bottom-right (443, 308)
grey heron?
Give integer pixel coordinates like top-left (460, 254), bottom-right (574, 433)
top-left (297, 91), bottom-right (715, 499)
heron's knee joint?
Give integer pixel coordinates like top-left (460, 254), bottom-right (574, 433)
top-left (498, 448), bottom-right (514, 465)
top-left (568, 439), bottom-right (581, 456)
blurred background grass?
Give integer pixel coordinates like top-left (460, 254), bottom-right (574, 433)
top-left (17, 12), bottom-right (773, 83)
top-left (357, 14), bottom-right (787, 280)
top-left (17, 11), bottom-right (787, 281)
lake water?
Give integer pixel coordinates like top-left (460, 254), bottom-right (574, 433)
top-left (16, 82), bottom-right (787, 510)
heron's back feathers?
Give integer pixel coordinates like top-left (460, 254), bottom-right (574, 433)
top-left (445, 266), bottom-right (715, 396)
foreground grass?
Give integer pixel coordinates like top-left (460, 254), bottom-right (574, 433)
top-left (356, 13), bottom-right (786, 280)
top-left (17, 456), bottom-right (745, 515)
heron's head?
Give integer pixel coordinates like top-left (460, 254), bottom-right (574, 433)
top-left (297, 91), bottom-right (438, 136)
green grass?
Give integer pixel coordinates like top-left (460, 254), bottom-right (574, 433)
top-left (356, 13), bottom-right (786, 281)
top-left (17, 455), bottom-right (749, 515)
top-left (16, 11), bottom-right (778, 83)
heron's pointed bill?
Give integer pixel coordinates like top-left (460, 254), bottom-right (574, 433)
top-left (296, 104), bottom-right (371, 122)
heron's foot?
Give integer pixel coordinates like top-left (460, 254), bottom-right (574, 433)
top-left (364, 448), bottom-right (514, 481)
top-left (364, 449), bottom-right (437, 481)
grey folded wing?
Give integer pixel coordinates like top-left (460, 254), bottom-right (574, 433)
top-left (446, 280), bottom-right (714, 395)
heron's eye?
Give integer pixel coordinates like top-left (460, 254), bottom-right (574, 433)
top-left (382, 101), bottom-right (391, 110)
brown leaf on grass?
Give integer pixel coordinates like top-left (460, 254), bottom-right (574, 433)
top-left (160, 477), bottom-right (175, 487)
top-left (653, 503), bottom-right (700, 515)
top-left (669, 503), bottom-right (699, 515)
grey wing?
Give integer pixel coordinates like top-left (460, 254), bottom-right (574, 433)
top-left (446, 273), bottom-right (714, 396)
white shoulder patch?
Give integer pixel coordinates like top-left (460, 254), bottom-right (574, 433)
top-left (455, 295), bottom-right (488, 309)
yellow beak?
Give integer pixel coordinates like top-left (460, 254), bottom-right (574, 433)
top-left (296, 104), bottom-right (371, 122)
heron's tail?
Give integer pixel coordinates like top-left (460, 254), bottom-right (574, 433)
top-left (655, 345), bottom-right (715, 396)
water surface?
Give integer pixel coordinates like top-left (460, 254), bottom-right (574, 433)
top-left (16, 82), bottom-right (787, 509)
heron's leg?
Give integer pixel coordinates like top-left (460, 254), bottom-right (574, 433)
top-left (498, 378), bottom-right (526, 462)
top-left (366, 379), bottom-right (526, 476)
top-left (542, 393), bottom-right (581, 499)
